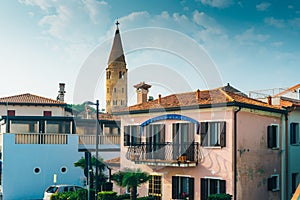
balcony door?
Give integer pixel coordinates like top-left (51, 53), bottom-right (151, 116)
top-left (172, 123), bottom-right (195, 161)
top-left (146, 124), bottom-right (165, 160)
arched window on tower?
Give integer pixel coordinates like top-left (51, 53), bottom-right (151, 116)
top-left (119, 71), bottom-right (125, 79)
top-left (107, 71), bottom-right (111, 79)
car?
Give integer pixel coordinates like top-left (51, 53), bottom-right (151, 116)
top-left (43, 184), bottom-right (84, 200)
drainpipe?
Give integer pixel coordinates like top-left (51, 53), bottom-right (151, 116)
top-left (285, 113), bottom-right (289, 200)
top-left (233, 106), bottom-right (241, 200)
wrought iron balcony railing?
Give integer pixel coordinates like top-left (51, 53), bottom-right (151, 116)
top-left (126, 142), bottom-right (200, 167)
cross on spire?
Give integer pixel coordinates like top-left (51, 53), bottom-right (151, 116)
top-left (115, 20), bottom-right (120, 29)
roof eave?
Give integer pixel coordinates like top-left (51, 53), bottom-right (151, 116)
top-left (113, 101), bottom-right (286, 115)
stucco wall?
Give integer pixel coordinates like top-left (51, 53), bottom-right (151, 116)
top-left (2, 134), bottom-right (84, 200)
top-left (236, 109), bottom-right (282, 200)
top-left (287, 110), bottom-right (300, 199)
top-left (119, 107), bottom-right (234, 199)
top-left (0, 105), bottom-right (67, 116)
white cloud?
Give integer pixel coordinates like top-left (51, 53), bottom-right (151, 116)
top-left (271, 41), bottom-right (283, 47)
top-left (235, 27), bottom-right (270, 45)
top-left (192, 10), bottom-right (223, 35)
top-left (199, 0), bottom-right (233, 9)
top-left (264, 17), bottom-right (285, 28)
top-left (289, 18), bottom-right (300, 29)
top-left (256, 2), bottom-right (271, 11)
top-left (19, 0), bottom-right (51, 11)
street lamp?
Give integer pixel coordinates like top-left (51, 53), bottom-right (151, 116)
top-left (84, 100), bottom-right (100, 199)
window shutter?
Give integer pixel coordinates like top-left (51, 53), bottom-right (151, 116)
top-left (220, 122), bottom-right (226, 147)
top-left (220, 180), bottom-right (226, 193)
top-left (200, 122), bottom-right (208, 146)
top-left (201, 178), bottom-right (208, 200)
top-left (189, 178), bottom-right (195, 200)
top-left (267, 125), bottom-right (274, 148)
top-left (160, 124), bottom-right (165, 143)
top-left (137, 126), bottom-right (141, 145)
top-left (124, 126), bottom-right (130, 146)
top-left (267, 177), bottom-right (275, 191)
top-left (172, 176), bottom-right (179, 199)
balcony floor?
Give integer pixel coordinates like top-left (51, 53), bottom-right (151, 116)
top-left (133, 159), bottom-right (198, 167)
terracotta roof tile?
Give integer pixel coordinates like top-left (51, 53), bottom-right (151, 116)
top-left (116, 85), bottom-right (281, 113)
top-left (0, 93), bottom-right (65, 105)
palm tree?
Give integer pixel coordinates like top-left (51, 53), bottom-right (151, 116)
top-left (74, 156), bottom-right (107, 190)
top-left (112, 168), bottom-right (151, 200)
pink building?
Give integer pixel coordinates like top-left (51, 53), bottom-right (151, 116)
top-left (115, 84), bottom-right (286, 200)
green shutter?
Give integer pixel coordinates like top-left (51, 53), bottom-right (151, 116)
top-left (200, 122), bottom-right (208, 146)
top-left (189, 178), bottom-right (195, 200)
top-left (172, 176), bottom-right (179, 199)
top-left (124, 126), bottom-right (130, 146)
top-left (220, 122), bottom-right (226, 147)
top-left (201, 178), bottom-right (208, 200)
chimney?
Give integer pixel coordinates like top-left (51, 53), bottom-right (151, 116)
top-left (158, 94), bottom-right (161, 104)
top-left (196, 89), bottom-right (200, 100)
top-left (267, 96), bottom-right (272, 105)
top-left (134, 82), bottom-right (152, 104)
top-left (57, 83), bottom-right (66, 102)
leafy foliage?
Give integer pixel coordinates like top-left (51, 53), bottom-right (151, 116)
top-left (207, 193), bottom-right (233, 200)
top-left (67, 103), bottom-right (96, 116)
top-left (98, 191), bottom-right (118, 200)
top-left (50, 189), bottom-right (88, 200)
top-left (111, 168), bottom-right (151, 200)
top-left (74, 155), bottom-right (108, 191)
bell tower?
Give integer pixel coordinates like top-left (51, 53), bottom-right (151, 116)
top-left (106, 21), bottom-right (127, 113)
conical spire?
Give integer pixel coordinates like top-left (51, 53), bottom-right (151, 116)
top-left (108, 21), bottom-right (125, 65)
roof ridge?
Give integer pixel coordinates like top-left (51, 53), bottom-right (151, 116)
top-left (0, 93), bottom-right (65, 104)
top-left (218, 88), bottom-right (235, 102)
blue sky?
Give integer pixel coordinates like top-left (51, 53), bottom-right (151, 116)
top-left (1, 0), bottom-right (299, 106)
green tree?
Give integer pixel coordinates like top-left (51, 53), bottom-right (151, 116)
top-left (111, 168), bottom-right (151, 200)
top-left (74, 156), bottom-right (107, 190)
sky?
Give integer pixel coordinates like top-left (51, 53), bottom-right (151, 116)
top-left (1, 0), bottom-right (300, 108)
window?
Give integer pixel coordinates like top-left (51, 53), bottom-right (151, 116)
top-left (292, 173), bottom-right (298, 194)
top-left (113, 100), bottom-right (117, 105)
top-left (267, 174), bottom-right (280, 191)
top-left (7, 110), bottom-right (15, 116)
top-left (114, 88), bottom-right (117, 93)
top-left (173, 123), bottom-right (195, 161)
top-left (145, 124), bottom-right (166, 160)
top-left (106, 71), bottom-right (111, 79)
top-left (122, 88), bottom-right (125, 93)
top-left (200, 121), bottom-right (226, 147)
top-left (148, 175), bottom-right (162, 200)
top-left (43, 111), bottom-right (52, 117)
top-left (201, 178), bottom-right (226, 200)
top-left (106, 100), bottom-right (111, 106)
top-left (124, 125), bottom-right (141, 146)
top-left (172, 176), bottom-right (194, 200)
top-left (119, 71), bottom-right (125, 79)
top-left (290, 123), bottom-right (299, 145)
top-left (107, 88), bottom-right (109, 94)
top-left (267, 124), bottom-right (279, 149)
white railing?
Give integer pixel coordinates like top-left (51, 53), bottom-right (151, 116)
top-left (13, 134), bottom-right (120, 146)
top-left (78, 135), bottom-right (120, 145)
top-left (15, 133), bottom-right (68, 144)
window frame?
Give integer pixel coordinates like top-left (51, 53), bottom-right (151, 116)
top-left (267, 174), bottom-right (280, 191)
top-left (200, 121), bottom-right (226, 147)
top-left (267, 124), bottom-right (279, 149)
top-left (290, 123), bottom-right (299, 145)
top-left (172, 176), bottom-right (194, 200)
top-left (201, 178), bottom-right (226, 200)
top-left (124, 125), bottom-right (141, 146)
top-left (148, 175), bottom-right (162, 199)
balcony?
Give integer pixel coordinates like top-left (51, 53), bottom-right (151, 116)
top-left (126, 142), bottom-right (200, 167)
top-left (9, 133), bottom-right (120, 152)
